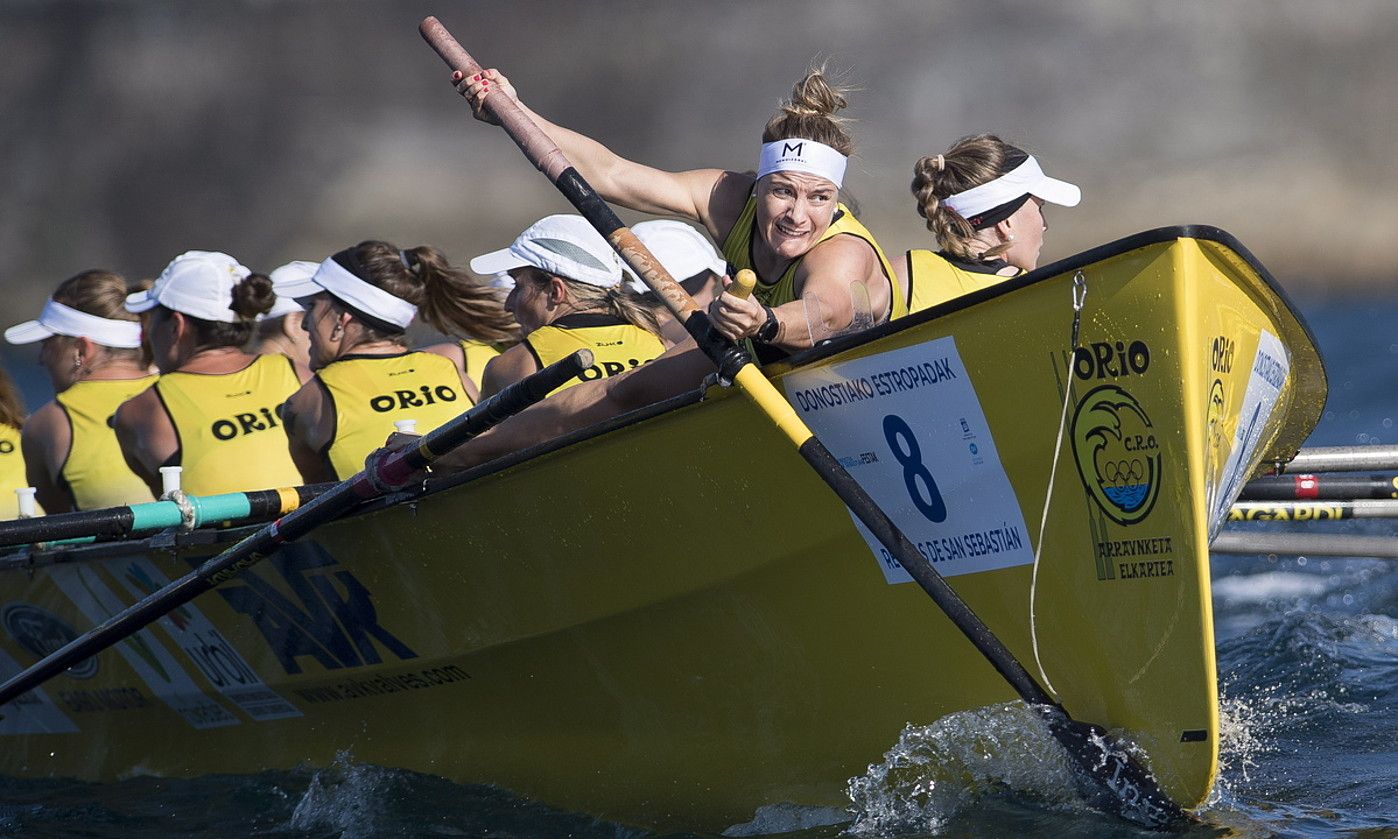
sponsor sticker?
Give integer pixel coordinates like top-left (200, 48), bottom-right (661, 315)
top-left (1209, 330), bottom-right (1289, 532)
top-left (47, 565), bottom-right (239, 730)
top-left (112, 558), bottom-right (301, 721)
top-left (783, 337), bottom-right (1033, 584)
top-left (1071, 384), bottom-right (1162, 526)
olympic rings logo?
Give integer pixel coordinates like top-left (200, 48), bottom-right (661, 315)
top-left (1101, 459), bottom-right (1145, 484)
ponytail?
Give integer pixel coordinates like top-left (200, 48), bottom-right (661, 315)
top-left (762, 63), bottom-right (855, 156)
top-left (911, 134), bottom-right (1024, 262)
top-left (344, 241), bottom-right (518, 344)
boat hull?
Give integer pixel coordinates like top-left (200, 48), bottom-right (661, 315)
top-left (0, 227), bottom-right (1325, 831)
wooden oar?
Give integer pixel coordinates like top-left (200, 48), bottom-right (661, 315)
top-left (1229, 500), bottom-right (1398, 521)
top-left (1270, 445), bottom-right (1398, 473)
top-left (1240, 472), bottom-right (1398, 502)
top-left (1213, 530), bottom-right (1398, 558)
top-left (0, 350), bottom-right (592, 713)
top-left (419, 18), bottom-right (1186, 828)
top-left (0, 483), bottom-right (335, 550)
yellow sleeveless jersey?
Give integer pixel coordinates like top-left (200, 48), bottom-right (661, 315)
top-left (720, 196), bottom-right (907, 321)
top-left (317, 351), bottom-right (472, 480)
top-left (0, 422), bottom-right (25, 519)
top-left (459, 339), bottom-right (503, 394)
top-left (523, 313), bottom-right (665, 396)
top-left (905, 249), bottom-right (1024, 315)
top-left (154, 354), bottom-right (303, 495)
top-left (56, 376), bottom-right (158, 510)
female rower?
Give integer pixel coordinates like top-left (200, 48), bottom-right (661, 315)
top-left (470, 214), bottom-right (665, 399)
top-left (279, 240), bottom-right (517, 481)
top-left (5, 270), bottom-right (157, 512)
top-left (0, 368), bottom-right (28, 518)
top-left (898, 135), bottom-right (1080, 314)
top-left (251, 260), bottom-right (316, 369)
top-left (457, 65), bottom-right (906, 363)
top-left (114, 251), bottom-right (311, 497)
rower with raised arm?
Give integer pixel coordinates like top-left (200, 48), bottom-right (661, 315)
top-left (899, 135), bottom-right (1081, 314)
top-left (5, 271), bottom-right (158, 512)
top-left (114, 251), bottom-right (312, 497)
top-left (279, 241), bottom-right (517, 481)
top-left (456, 64), bottom-right (906, 364)
top-left (471, 214), bottom-right (666, 399)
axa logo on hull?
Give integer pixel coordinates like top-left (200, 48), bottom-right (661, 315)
top-left (1, 604), bottom-right (98, 678)
top-left (1071, 384), bottom-right (1162, 526)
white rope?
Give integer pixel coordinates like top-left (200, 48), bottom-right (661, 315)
top-left (1028, 270), bottom-right (1087, 700)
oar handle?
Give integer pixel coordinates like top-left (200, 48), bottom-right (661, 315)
top-left (419, 17), bottom-right (703, 328)
top-left (420, 17), bottom-right (570, 184)
top-left (730, 268), bottom-right (757, 300)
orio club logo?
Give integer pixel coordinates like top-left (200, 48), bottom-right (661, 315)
top-left (2, 603), bottom-right (99, 679)
top-left (1071, 384), bottom-right (1162, 525)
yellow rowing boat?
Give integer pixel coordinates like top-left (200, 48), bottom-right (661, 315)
top-left (0, 226), bottom-right (1325, 831)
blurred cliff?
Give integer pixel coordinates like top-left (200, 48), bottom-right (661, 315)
top-left (2, 0), bottom-right (1395, 323)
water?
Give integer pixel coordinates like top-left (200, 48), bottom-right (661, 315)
top-left (0, 294), bottom-right (1395, 837)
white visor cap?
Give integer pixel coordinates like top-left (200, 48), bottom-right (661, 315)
top-left (625, 220), bottom-right (728, 294)
top-left (941, 155), bottom-right (1081, 220)
top-left (470, 214), bottom-right (624, 288)
top-left (125, 251), bottom-right (252, 323)
top-left (4, 298), bottom-right (144, 348)
top-left (265, 260), bottom-right (319, 318)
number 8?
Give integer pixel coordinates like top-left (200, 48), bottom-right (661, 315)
top-left (882, 414), bottom-right (947, 523)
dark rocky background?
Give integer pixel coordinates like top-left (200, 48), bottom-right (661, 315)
top-left (3, 1), bottom-right (1394, 328)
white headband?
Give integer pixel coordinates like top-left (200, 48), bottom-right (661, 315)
top-left (756, 139), bottom-right (848, 188)
top-left (4, 299), bottom-right (143, 348)
top-left (941, 155), bottom-right (1081, 220)
top-left (312, 257), bottom-right (419, 330)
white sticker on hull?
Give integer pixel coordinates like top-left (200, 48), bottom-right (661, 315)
top-left (1209, 330), bottom-right (1289, 533)
top-left (110, 558), bottom-right (301, 721)
top-left (47, 565), bottom-right (239, 729)
top-left (0, 648), bottom-right (79, 735)
top-left (783, 336), bottom-right (1034, 583)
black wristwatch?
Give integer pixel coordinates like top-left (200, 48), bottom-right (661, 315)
top-left (755, 305), bottom-right (779, 344)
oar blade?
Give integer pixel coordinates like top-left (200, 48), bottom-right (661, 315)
top-left (1040, 707), bottom-right (1192, 829)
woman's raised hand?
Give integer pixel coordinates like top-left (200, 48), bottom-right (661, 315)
top-left (452, 68), bottom-right (519, 125)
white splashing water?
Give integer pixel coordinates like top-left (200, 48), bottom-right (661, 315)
top-left (844, 702), bottom-right (1082, 836)
top-left (286, 751), bottom-right (395, 838)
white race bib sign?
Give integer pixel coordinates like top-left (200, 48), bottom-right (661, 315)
top-left (1210, 329), bottom-right (1289, 531)
top-left (783, 337), bottom-right (1034, 584)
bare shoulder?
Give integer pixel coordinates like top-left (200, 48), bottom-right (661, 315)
top-left (480, 342), bottom-right (540, 399)
top-left (422, 341), bottom-right (467, 369)
top-left (802, 233), bottom-right (881, 283)
top-left (113, 384), bottom-right (163, 429)
top-left (704, 171), bottom-right (757, 239)
top-left (22, 400), bottom-right (66, 439)
top-left (20, 400), bottom-right (68, 467)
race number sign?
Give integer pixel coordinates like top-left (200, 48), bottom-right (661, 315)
top-left (783, 337), bottom-right (1033, 584)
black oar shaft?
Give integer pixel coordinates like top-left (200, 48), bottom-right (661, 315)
top-left (0, 351), bottom-right (591, 710)
top-left (1240, 473), bottom-right (1398, 502)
